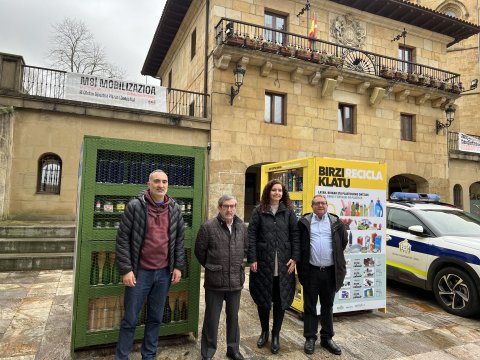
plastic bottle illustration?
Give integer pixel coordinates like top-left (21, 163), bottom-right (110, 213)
top-left (351, 201), bottom-right (356, 217)
top-left (163, 296), bottom-right (172, 323)
top-left (181, 301), bottom-right (188, 321)
top-left (90, 252), bottom-right (99, 286)
top-left (368, 200), bottom-right (375, 217)
top-left (102, 252), bottom-right (111, 285)
top-left (173, 298), bottom-right (181, 322)
top-left (345, 201), bottom-right (351, 216)
top-left (375, 199), bottom-right (383, 217)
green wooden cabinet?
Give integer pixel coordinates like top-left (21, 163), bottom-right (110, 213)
top-left (71, 136), bottom-right (205, 351)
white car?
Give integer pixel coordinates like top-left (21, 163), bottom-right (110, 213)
top-left (386, 193), bottom-right (480, 317)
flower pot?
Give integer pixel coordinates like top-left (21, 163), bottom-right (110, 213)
top-left (311, 52), bottom-right (321, 63)
top-left (395, 71), bottom-right (408, 81)
top-left (295, 49), bottom-right (312, 61)
top-left (380, 68), bottom-right (394, 79)
top-left (244, 37), bottom-right (261, 50)
top-left (279, 46), bottom-right (295, 57)
top-left (226, 35), bottom-right (245, 47)
top-left (419, 77), bottom-right (431, 86)
top-left (440, 82), bottom-right (452, 91)
top-left (407, 73), bottom-right (419, 84)
top-left (430, 79), bottom-right (441, 88)
top-left (327, 56), bottom-right (342, 67)
top-left (262, 43), bottom-right (279, 54)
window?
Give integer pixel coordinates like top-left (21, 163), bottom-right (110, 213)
top-left (401, 114), bottom-right (415, 141)
top-left (189, 101), bottom-right (195, 117)
top-left (398, 46), bottom-right (413, 73)
top-left (264, 12), bottom-right (286, 44)
top-left (37, 153), bottom-right (62, 194)
top-left (387, 208), bottom-right (423, 232)
top-left (168, 70), bottom-right (172, 91)
top-left (454, 184), bottom-right (463, 209)
top-left (265, 93), bottom-right (285, 124)
top-left (191, 29), bottom-right (196, 60)
top-left (338, 104), bottom-right (355, 133)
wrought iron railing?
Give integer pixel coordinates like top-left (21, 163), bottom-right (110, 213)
top-left (21, 65), bottom-right (208, 118)
top-left (215, 18), bottom-right (462, 89)
top-left (23, 65), bottom-right (66, 99)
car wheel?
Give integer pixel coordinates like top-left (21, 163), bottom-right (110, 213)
top-left (433, 267), bottom-right (479, 317)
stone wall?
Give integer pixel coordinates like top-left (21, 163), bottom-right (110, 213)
top-left (0, 109), bottom-right (13, 219)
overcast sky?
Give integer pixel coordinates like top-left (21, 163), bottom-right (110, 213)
top-left (0, 0), bottom-right (167, 84)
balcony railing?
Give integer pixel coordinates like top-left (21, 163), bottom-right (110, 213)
top-left (215, 18), bottom-right (462, 91)
top-left (21, 65), bottom-right (208, 118)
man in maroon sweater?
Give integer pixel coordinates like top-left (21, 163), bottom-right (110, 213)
top-left (115, 170), bottom-right (184, 360)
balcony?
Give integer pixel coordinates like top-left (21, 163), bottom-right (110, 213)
top-left (214, 18), bottom-right (462, 105)
top-left (448, 132), bottom-right (480, 161)
top-left (20, 65), bottom-right (208, 118)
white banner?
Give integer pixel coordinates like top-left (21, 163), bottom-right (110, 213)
top-left (64, 73), bottom-right (167, 112)
top-left (458, 132), bottom-right (480, 154)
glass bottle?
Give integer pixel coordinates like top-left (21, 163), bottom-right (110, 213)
top-left (181, 301), bottom-right (188, 321)
top-left (111, 255), bottom-right (120, 284)
top-left (162, 296), bottom-right (172, 324)
top-left (173, 298), bottom-right (181, 322)
top-left (90, 252), bottom-right (99, 286)
top-left (102, 252), bottom-right (111, 285)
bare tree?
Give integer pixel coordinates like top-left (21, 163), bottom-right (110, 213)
top-left (47, 18), bottom-right (124, 78)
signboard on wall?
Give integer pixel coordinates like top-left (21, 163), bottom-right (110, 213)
top-left (458, 133), bottom-right (480, 154)
top-left (315, 158), bottom-right (387, 313)
top-left (65, 73), bottom-right (167, 112)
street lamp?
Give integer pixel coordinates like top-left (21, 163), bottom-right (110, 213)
top-left (230, 65), bottom-right (246, 105)
top-left (436, 104), bottom-right (456, 134)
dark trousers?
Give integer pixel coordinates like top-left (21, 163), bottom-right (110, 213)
top-left (257, 276), bottom-right (285, 335)
top-left (200, 289), bottom-right (242, 358)
top-left (303, 266), bottom-right (336, 341)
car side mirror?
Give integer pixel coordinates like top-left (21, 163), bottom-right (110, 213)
top-left (408, 225), bottom-right (425, 237)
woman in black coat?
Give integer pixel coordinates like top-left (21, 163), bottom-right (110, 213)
top-left (247, 179), bottom-right (300, 354)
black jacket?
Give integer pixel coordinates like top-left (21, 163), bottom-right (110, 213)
top-left (297, 213), bottom-right (348, 292)
top-left (195, 214), bottom-right (248, 291)
top-left (247, 203), bottom-right (300, 310)
top-left (115, 192), bottom-right (185, 276)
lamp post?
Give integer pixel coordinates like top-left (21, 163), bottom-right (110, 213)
top-left (230, 65), bottom-right (246, 105)
top-left (436, 104), bottom-right (456, 134)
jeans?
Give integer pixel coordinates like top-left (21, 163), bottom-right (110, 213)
top-left (115, 267), bottom-right (170, 360)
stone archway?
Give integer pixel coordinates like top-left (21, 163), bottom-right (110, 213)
top-left (388, 174), bottom-right (429, 199)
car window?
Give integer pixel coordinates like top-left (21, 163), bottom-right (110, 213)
top-left (420, 210), bottom-right (480, 236)
top-left (387, 208), bottom-right (423, 232)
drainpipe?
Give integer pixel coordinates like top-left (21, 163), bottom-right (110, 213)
top-left (204, 0), bottom-right (209, 118)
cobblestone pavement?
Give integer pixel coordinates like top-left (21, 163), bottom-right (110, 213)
top-left (1, 269), bottom-right (480, 360)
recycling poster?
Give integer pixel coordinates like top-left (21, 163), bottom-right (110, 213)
top-left (315, 158), bottom-right (387, 313)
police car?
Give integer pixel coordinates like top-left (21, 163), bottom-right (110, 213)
top-left (386, 192), bottom-right (480, 317)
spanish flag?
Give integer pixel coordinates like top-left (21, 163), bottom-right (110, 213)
top-left (308, 15), bottom-right (317, 50)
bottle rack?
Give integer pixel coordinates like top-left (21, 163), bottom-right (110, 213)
top-left (72, 136), bottom-right (204, 351)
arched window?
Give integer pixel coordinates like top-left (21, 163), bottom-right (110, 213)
top-left (37, 153), bottom-right (62, 194)
top-left (453, 184), bottom-right (463, 209)
top-left (437, 1), bottom-right (469, 20)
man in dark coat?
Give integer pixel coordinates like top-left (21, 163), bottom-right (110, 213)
top-left (195, 195), bottom-right (248, 360)
top-left (297, 194), bottom-right (347, 356)
top-left (115, 170), bottom-right (184, 360)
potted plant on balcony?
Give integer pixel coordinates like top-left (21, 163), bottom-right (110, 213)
top-left (418, 74), bottom-right (431, 86)
top-left (311, 50), bottom-right (321, 63)
top-left (440, 80), bottom-right (452, 91)
top-left (430, 77), bottom-right (442, 89)
top-left (407, 72), bottom-right (419, 84)
top-left (380, 65), bottom-right (395, 79)
top-left (244, 35), bottom-right (262, 50)
top-left (226, 31), bottom-right (245, 47)
top-left (261, 39), bottom-right (280, 54)
top-left (452, 82), bottom-right (463, 94)
top-left (326, 54), bottom-right (342, 67)
top-left (394, 69), bottom-right (408, 81)
top-left (295, 47), bottom-right (312, 61)
top-left (279, 43), bottom-right (296, 57)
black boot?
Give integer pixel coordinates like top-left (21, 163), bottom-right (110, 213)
top-left (271, 333), bottom-right (280, 354)
top-left (257, 330), bottom-right (269, 348)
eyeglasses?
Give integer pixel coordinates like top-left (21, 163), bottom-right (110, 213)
top-left (221, 204), bottom-right (237, 209)
top-left (312, 201), bottom-right (328, 206)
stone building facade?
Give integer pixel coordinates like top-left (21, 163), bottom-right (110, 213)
top-left (143, 0), bottom-right (479, 219)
